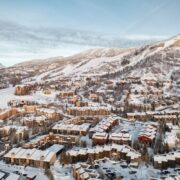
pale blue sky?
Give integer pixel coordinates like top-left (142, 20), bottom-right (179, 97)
top-left (0, 0), bottom-right (179, 66)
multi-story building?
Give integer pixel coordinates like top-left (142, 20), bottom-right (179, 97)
top-left (23, 133), bottom-right (80, 149)
top-left (67, 107), bottom-right (110, 116)
top-left (4, 147), bottom-right (56, 169)
top-left (52, 123), bottom-right (91, 136)
top-left (109, 132), bottom-right (132, 145)
top-left (154, 151), bottom-right (180, 169)
top-left (92, 132), bottom-right (108, 145)
top-left (67, 144), bottom-right (141, 165)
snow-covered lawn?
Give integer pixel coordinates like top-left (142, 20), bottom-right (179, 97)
top-left (51, 161), bottom-right (73, 180)
top-left (112, 120), bottom-right (143, 142)
top-left (0, 87), bottom-right (16, 108)
top-left (0, 87), bottom-right (59, 109)
top-left (0, 161), bottom-right (48, 180)
top-left (96, 158), bottom-right (162, 179)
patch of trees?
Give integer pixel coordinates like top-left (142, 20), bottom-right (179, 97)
top-left (45, 169), bottom-right (55, 180)
top-left (121, 59), bottom-right (130, 66)
top-left (60, 152), bottom-right (72, 165)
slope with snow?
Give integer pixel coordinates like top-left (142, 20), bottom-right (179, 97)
top-left (36, 35), bottom-right (180, 81)
top-left (1, 35), bottom-right (179, 83)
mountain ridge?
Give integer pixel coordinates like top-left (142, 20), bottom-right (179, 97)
top-left (1, 34), bottom-right (180, 82)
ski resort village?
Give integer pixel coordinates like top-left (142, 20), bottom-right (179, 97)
top-left (0, 35), bottom-right (179, 180)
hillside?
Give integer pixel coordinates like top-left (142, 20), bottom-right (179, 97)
top-left (31, 35), bottom-right (180, 81)
top-left (2, 34), bottom-right (179, 83)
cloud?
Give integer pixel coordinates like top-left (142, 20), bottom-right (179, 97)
top-left (122, 34), bottom-right (167, 40)
top-left (0, 20), bottom-right (166, 66)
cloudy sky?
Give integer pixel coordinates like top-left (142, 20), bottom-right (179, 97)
top-left (0, 0), bottom-right (179, 66)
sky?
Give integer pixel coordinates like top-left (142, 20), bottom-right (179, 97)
top-left (0, 0), bottom-right (179, 66)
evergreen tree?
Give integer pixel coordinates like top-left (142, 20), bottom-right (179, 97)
top-left (45, 168), bottom-right (55, 180)
top-left (60, 151), bottom-right (66, 165)
top-left (80, 140), bottom-right (87, 148)
top-left (87, 154), bottom-right (94, 166)
top-left (67, 153), bottom-right (72, 164)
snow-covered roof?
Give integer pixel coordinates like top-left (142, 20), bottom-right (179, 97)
top-left (4, 147), bottom-right (56, 162)
top-left (154, 151), bottom-right (180, 163)
top-left (109, 132), bottom-right (131, 141)
top-left (67, 144), bottom-right (140, 159)
top-left (5, 173), bottom-right (20, 180)
top-left (52, 123), bottom-right (90, 132)
top-left (46, 144), bottom-right (64, 154)
top-left (92, 132), bottom-right (108, 140)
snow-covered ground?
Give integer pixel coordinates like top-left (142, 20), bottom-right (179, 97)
top-left (0, 161), bottom-right (48, 180)
top-left (51, 161), bottom-right (73, 180)
top-left (112, 120), bottom-right (143, 142)
top-left (0, 87), bottom-right (59, 109)
top-left (96, 158), bottom-right (179, 179)
top-left (0, 87), bottom-right (16, 108)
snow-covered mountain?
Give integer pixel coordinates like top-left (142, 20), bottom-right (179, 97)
top-left (4, 34), bottom-right (180, 82)
top-left (0, 20), bottom-right (165, 66)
